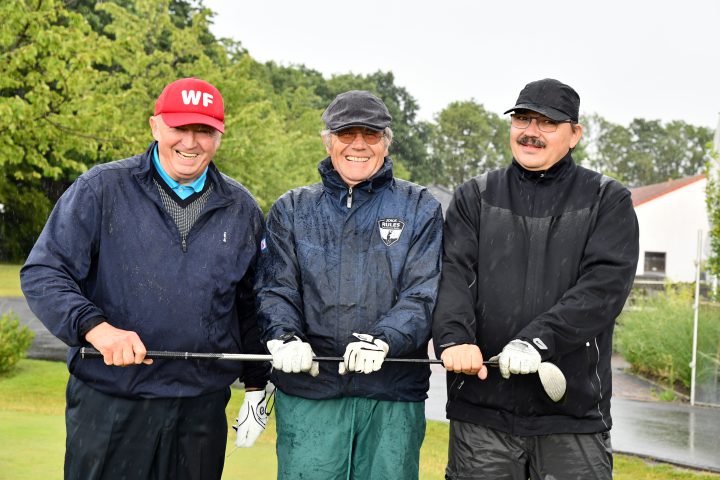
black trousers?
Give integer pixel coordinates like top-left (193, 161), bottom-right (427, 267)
top-left (64, 375), bottom-right (230, 480)
top-left (445, 420), bottom-right (613, 480)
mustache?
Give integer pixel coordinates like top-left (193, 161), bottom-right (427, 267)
top-left (517, 135), bottom-right (545, 148)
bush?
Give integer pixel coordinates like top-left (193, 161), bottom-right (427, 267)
top-left (615, 285), bottom-right (720, 391)
top-left (0, 312), bottom-right (35, 374)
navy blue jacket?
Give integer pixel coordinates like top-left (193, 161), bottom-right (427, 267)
top-left (433, 154), bottom-right (639, 435)
top-left (21, 142), bottom-right (268, 398)
top-left (257, 157), bottom-right (443, 402)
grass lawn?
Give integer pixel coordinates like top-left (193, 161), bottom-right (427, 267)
top-left (0, 263), bottom-right (22, 297)
top-left (1, 360), bottom-right (719, 479)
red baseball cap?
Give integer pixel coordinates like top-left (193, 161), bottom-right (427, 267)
top-left (154, 77), bottom-right (225, 133)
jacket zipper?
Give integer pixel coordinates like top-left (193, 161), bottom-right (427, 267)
top-left (177, 201), bottom-right (231, 253)
top-left (346, 187), bottom-right (353, 208)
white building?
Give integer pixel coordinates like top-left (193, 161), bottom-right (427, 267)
top-left (631, 175), bottom-right (710, 282)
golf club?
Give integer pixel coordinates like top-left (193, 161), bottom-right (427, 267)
top-left (80, 347), bottom-right (566, 401)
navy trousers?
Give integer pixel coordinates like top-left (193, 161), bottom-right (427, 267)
top-left (64, 375), bottom-right (230, 480)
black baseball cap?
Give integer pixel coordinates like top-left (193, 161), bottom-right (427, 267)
top-left (322, 90), bottom-right (392, 132)
top-left (504, 78), bottom-right (580, 122)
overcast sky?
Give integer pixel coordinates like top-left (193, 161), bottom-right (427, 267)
top-left (204, 0), bottom-right (720, 130)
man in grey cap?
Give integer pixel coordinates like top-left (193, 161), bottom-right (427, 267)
top-left (256, 90), bottom-right (444, 479)
top-left (432, 79), bottom-right (639, 479)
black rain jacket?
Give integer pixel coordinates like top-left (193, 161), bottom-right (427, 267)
top-left (432, 153), bottom-right (639, 435)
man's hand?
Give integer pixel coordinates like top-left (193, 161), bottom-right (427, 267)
top-left (497, 339), bottom-right (541, 379)
top-left (266, 335), bottom-right (319, 376)
top-left (440, 344), bottom-right (487, 379)
top-left (233, 387), bottom-right (273, 448)
top-left (339, 333), bottom-right (389, 375)
top-left (85, 322), bottom-right (152, 366)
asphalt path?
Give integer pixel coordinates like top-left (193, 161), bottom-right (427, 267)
top-left (1, 296), bottom-right (68, 361)
top-left (425, 363), bottom-right (720, 473)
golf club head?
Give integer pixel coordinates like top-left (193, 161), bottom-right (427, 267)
top-left (538, 362), bottom-right (566, 402)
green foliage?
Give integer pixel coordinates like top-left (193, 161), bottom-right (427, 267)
top-left (706, 146), bottom-right (720, 277)
top-left (582, 114), bottom-right (713, 187)
top-left (0, 312), bottom-right (34, 374)
top-left (0, 180), bottom-right (51, 261)
top-left (1, 0), bottom-right (119, 182)
top-left (616, 287), bottom-right (720, 391)
top-left (659, 389), bottom-right (678, 402)
top-left (2, 0), bottom-right (124, 260)
top-left (430, 100), bottom-right (507, 189)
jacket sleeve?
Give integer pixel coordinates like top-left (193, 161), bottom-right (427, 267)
top-left (515, 181), bottom-right (640, 360)
top-left (255, 194), bottom-right (306, 343)
top-left (237, 208), bottom-right (270, 388)
top-left (369, 194), bottom-right (444, 357)
top-left (20, 176), bottom-right (106, 346)
top-left (431, 180), bottom-right (483, 354)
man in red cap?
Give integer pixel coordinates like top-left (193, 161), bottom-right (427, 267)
top-left (21, 78), bottom-right (270, 479)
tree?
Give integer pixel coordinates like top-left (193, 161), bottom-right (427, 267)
top-left (430, 100), bottom-right (507, 189)
top-left (583, 114), bottom-right (713, 187)
top-left (1, 0), bottom-right (120, 260)
top-left (213, 56), bottom-right (325, 211)
top-left (583, 114), bottom-right (637, 184)
top-left (707, 140), bottom-right (720, 278)
top-left (65, 0), bottom-right (222, 60)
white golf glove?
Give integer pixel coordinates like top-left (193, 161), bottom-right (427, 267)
top-left (233, 386), bottom-right (274, 448)
top-left (339, 333), bottom-right (390, 375)
top-left (266, 335), bottom-right (319, 377)
top-left (497, 339), bottom-right (541, 379)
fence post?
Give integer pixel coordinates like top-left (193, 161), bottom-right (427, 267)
top-left (690, 230), bottom-right (702, 406)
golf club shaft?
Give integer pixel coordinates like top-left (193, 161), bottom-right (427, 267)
top-left (79, 347), bottom-right (563, 400)
top-left (79, 347), bottom-right (466, 365)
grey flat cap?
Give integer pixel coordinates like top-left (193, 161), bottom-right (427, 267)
top-left (322, 90), bottom-right (392, 132)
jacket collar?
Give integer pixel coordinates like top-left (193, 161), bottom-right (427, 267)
top-left (511, 150), bottom-right (575, 182)
top-left (318, 156), bottom-right (395, 194)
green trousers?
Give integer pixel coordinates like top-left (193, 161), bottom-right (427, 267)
top-left (275, 390), bottom-right (426, 480)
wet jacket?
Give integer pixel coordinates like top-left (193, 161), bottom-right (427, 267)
top-left (432, 153), bottom-right (639, 435)
top-left (21, 142), bottom-right (268, 398)
top-left (257, 157), bottom-right (443, 402)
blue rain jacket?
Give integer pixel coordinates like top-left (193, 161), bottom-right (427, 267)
top-left (257, 157), bottom-right (443, 401)
top-left (21, 142), bottom-right (268, 398)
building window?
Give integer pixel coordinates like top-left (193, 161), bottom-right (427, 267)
top-left (644, 252), bottom-right (666, 276)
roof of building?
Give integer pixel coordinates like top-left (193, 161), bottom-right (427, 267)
top-left (630, 174), bottom-right (706, 207)
top-left (426, 184), bottom-right (453, 215)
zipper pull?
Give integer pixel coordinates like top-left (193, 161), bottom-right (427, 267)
top-left (182, 238), bottom-right (187, 253)
top-left (346, 187), bottom-right (353, 209)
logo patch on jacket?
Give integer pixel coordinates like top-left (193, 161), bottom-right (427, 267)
top-left (378, 218), bottom-right (405, 246)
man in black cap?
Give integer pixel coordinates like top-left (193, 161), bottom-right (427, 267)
top-left (432, 79), bottom-right (639, 479)
top-left (256, 90), bottom-right (444, 479)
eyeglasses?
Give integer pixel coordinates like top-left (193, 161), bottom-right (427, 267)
top-left (334, 128), bottom-right (385, 145)
top-left (510, 114), bottom-right (572, 133)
